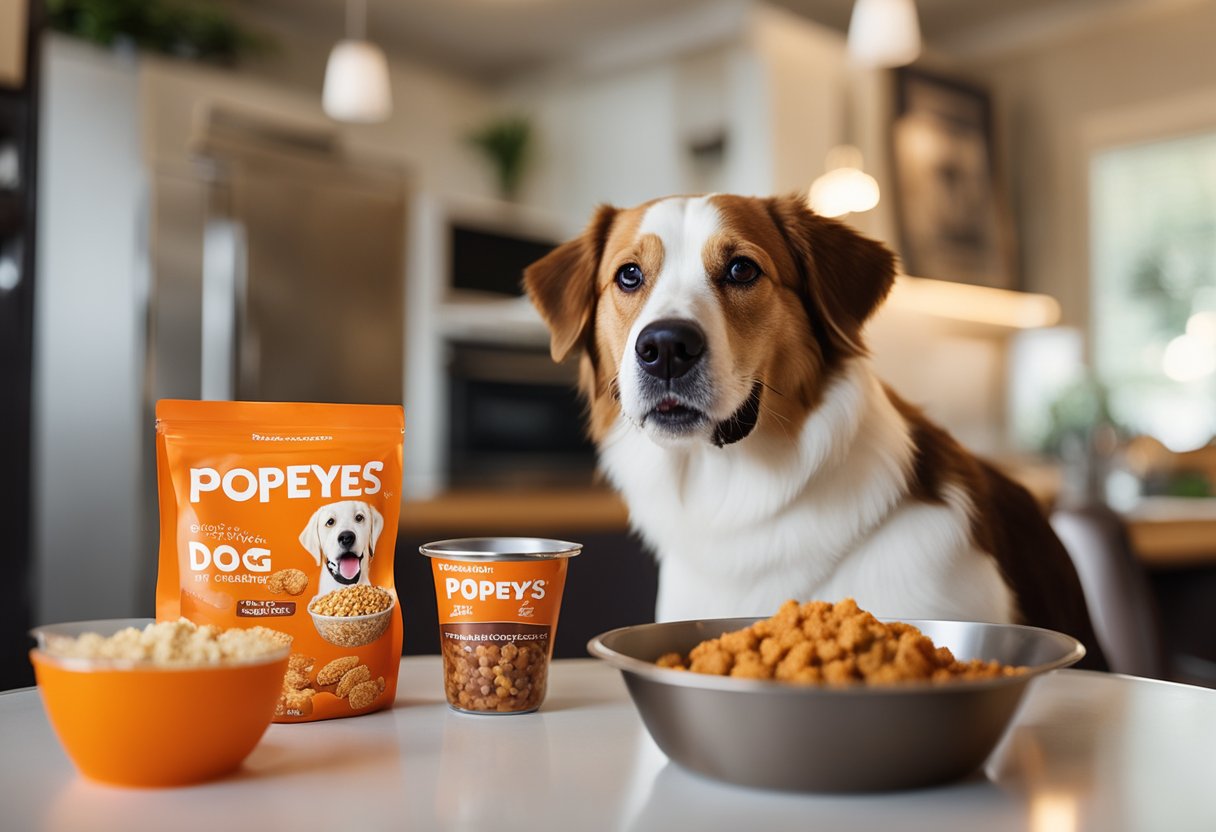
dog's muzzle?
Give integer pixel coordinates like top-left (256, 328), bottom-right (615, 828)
top-left (634, 318), bottom-right (713, 434)
top-left (632, 318), bottom-right (762, 445)
top-left (328, 550), bottom-right (364, 585)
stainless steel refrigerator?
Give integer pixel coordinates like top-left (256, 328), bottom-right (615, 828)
top-left (139, 106), bottom-right (407, 601)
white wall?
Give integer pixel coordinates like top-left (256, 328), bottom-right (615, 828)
top-left (510, 62), bottom-right (687, 231)
top-left (214, 0), bottom-right (502, 198)
top-left (139, 48), bottom-right (496, 198)
top-left (33, 37), bottom-right (146, 623)
top-left (503, 1), bottom-right (782, 228)
top-left (504, 2), bottom-right (900, 240)
top-left (750, 6), bottom-right (843, 194)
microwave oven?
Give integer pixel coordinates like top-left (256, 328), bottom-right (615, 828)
top-left (446, 341), bottom-right (597, 488)
top-left (449, 222), bottom-right (556, 297)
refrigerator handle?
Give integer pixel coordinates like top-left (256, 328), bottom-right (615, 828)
top-left (200, 219), bottom-right (245, 401)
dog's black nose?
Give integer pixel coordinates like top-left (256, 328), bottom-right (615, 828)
top-left (635, 319), bottom-right (706, 380)
top-left (337, 531), bottom-right (356, 549)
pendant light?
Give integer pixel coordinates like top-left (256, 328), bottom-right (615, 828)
top-left (847, 0), bottom-right (921, 68)
top-left (808, 145), bottom-right (880, 218)
top-left (323, 0), bottom-right (393, 123)
top-left (808, 82), bottom-right (879, 219)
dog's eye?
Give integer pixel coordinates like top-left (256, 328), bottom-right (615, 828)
top-left (355, 513), bottom-right (364, 523)
top-left (725, 257), bottom-right (761, 285)
top-left (615, 263), bottom-right (644, 293)
top-left (325, 518), bottom-right (335, 527)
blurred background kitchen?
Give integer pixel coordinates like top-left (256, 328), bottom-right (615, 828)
top-left (2, 0), bottom-right (1215, 690)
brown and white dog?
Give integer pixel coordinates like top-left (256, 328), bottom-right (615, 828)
top-left (524, 193), bottom-right (1106, 669)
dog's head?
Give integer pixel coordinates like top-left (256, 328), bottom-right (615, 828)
top-left (298, 500), bottom-right (384, 585)
top-left (524, 194), bottom-right (896, 447)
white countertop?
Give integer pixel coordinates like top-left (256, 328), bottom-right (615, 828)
top-left (4, 657), bottom-right (1215, 832)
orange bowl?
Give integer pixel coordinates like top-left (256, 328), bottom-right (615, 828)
top-left (30, 619), bottom-right (289, 788)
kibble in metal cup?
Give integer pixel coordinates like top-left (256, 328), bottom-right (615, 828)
top-left (421, 537), bottom-right (580, 715)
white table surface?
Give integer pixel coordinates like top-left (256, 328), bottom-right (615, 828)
top-left (4, 657), bottom-right (1214, 832)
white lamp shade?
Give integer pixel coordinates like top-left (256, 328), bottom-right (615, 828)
top-left (323, 39), bottom-right (393, 123)
top-left (847, 0), bottom-right (921, 68)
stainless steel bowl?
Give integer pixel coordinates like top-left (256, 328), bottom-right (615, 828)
top-left (588, 617), bottom-right (1084, 793)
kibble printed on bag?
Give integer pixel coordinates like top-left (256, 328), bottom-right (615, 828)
top-left (155, 400), bottom-right (404, 722)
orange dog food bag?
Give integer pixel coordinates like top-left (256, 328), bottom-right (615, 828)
top-left (155, 400), bottom-right (404, 722)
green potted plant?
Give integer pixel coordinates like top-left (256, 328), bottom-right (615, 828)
top-left (47, 0), bottom-right (267, 64)
top-left (466, 115), bottom-right (533, 201)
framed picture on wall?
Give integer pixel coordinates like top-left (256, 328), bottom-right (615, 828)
top-left (891, 68), bottom-right (1014, 288)
top-left (0, 0), bottom-right (29, 89)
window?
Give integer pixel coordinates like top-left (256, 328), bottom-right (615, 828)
top-left (1091, 131), bottom-right (1216, 451)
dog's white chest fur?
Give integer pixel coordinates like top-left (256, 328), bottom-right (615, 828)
top-left (599, 360), bottom-right (1016, 624)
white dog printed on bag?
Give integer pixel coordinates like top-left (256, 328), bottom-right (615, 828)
top-left (299, 500), bottom-right (384, 596)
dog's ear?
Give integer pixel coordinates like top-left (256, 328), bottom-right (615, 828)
top-left (766, 194), bottom-right (897, 357)
top-left (365, 504), bottom-right (384, 558)
top-left (298, 508), bottom-right (324, 567)
top-left (524, 204), bottom-right (618, 363)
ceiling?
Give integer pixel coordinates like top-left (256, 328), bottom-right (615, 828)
top-left (776, 0), bottom-right (1077, 44)
top-left (237, 0), bottom-right (1176, 82)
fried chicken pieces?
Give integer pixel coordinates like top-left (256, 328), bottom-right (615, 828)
top-left (656, 598), bottom-right (1023, 685)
